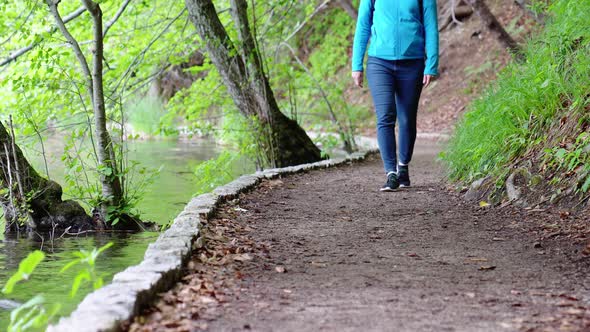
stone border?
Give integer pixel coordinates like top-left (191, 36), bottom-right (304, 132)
top-left (48, 141), bottom-right (379, 332)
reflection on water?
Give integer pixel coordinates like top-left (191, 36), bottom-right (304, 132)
top-left (0, 138), bottom-right (253, 328)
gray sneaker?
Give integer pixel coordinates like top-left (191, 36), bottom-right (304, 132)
top-left (398, 165), bottom-right (410, 187)
top-left (381, 172), bottom-right (399, 192)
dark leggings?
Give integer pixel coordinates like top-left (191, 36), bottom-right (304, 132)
top-left (366, 56), bottom-right (424, 173)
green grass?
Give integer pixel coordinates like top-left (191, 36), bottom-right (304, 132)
top-left (442, 0), bottom-right (590, 187)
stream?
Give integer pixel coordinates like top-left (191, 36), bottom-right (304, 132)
top-left (0, 138), bottom-right (253, 328)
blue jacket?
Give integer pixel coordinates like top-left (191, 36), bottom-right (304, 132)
top-left (352, 0), bottom-right (439, 76)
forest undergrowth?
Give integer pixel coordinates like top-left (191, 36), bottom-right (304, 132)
top-left (442, 0), bottom-right (590, 209)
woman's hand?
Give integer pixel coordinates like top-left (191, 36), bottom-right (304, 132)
top-left (423, 75), bottom-right (435, 88)
top-left (352, 71), bottom-right (364, 88)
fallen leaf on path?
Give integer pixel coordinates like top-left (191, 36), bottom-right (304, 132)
top-left (311, 261), bottom-right (328, 267)
top-left (557, 300), bottom-right (576, 307)
top-left (558, 294), bottom-right (579, 301)
top-left (479, 201), bottom-right (490, 207)
top-left (199, 296), bottom-right (217, 304)
top-left (267, 180), bottom-right (284, 187)
top-left (478, 265), bottom-right (497, 271)
top-left (499, 322), bottom-right (513, 329)
top-left (528, 208), bottom-right (546, 212)
top-left (563, 308), bottom-right (586, 316)
top-left (469, 258), bottom-right (488, 262)
top-left (254, 302), bottom-right (271, 309)
top-left (233, 253), bottom-right (253, 262)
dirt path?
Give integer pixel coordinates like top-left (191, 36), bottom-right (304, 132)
top-left (129, 142), bottom-right (590, 332)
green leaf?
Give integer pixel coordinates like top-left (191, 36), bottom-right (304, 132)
top-left (2, 251), bottom-right (45, 295)
top-left (9, 295), bottom-right (45, 326)
top-left (70, 270), bottom-right (91, 298)
top-left (97, 165), bottom-right (113, 176)
top-left (60, 258), bottom-right (82, 273)
top-left (93, 278), bottom-right (104, 290)
top-left (96, 242), bottom-right (114, 255)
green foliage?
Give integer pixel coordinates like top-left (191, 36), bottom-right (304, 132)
top-left (162, 2), bottom-right (367, 161)
top-left (60, 242), bottom-right (114, 297)
top-left (7, 295), bottom-right (60, 332)
top-left (163, 63), bottom-right (232, 137)
top-left (1, 251), bottom-right (59, 332)
top-left (116, 161), bottom-right (161, 225)
top-left (193, 151), bottom-right (240, 196)
top-left (315, 134), bottom-right (341, 158)
top-left (2, 251), bottom-right (45, 295)
top-left (528, 0), bottom-right (552, 16)
top-left (268, 7), bottom-right (369, 154)
top-left (442, 0), bottom-right (590, 187)
top-left (1, 242), bottom-right (113, 331)
top-left (126, 95), bottom-right (167, 136)
top-left (1, 0), bottom-right (191, 220)
top-left (543, 133), bottom-right (590, 173)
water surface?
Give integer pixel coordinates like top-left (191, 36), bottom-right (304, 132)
top-left (0, 138), bottom-right (253, 329)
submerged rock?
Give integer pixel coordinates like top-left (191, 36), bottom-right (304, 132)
top-left (0, 299), bottom-right (21, 310)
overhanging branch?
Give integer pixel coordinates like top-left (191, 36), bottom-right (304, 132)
top-left (0, 6), bottom-right (86, 67)
top-left (103, 0), bottom-right (133, 37)
top-left (45, 0), bottom-right (93, 96)
top-left (1, 0), bottom-right (133, 68)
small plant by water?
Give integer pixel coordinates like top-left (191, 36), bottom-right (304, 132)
top-left (1, 243), bottom-right (114, 331)
top-left (60, 242), bottom-right (115, 298)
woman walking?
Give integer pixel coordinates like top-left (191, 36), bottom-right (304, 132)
top-left (352, 0), bottom-right (439, 191)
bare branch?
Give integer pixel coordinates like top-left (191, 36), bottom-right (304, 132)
top-left (103, 0), bottom-right (133, 38)
top-left (112, 8), bottom-right (187, 94)
top-left (45, 0), bottom-right (93, 94)
top-left (335, 0), bottom-right (357, 20)
top-left (284, 0), bottom-right (330, 43)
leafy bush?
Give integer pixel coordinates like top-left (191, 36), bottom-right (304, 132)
top-left (1, 244), bottom-right (114, 332)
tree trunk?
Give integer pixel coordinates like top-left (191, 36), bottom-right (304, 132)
top-left (0, 121), bottom-right (93, 233)
top-left (467, 0), bottom-right (525, 61)
top-left (81, 0), bottom-right (124, 221)
top-left (184, 0), bottom-right (323, 168)
top-left (335, 0), bottom-right (358, 20)
top-left (46, 0), bottom-right (141, 230)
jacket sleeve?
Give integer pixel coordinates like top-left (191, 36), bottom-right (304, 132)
top-left (352, 0), bottom-right (373, 72)
top-left (423, 0), bottom-right (439, 76)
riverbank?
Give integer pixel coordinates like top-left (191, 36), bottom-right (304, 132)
top-left (0, 138), bottom-right (249, 330)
